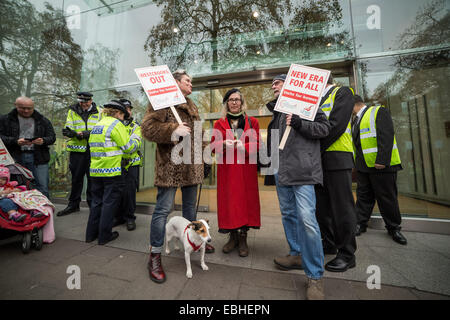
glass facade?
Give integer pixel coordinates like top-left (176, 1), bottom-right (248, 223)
top-left (1, 0), bottom-right (449, 219)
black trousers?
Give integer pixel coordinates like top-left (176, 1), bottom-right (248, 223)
top-left (68, 151), bottom-right (92, 208)
top-left (356, 171), bottom-right (402, 231)
top-left (116, 165), bottom-right (139, 222)
top-left (86, 175), bottom-right (125, 243)
top-left (315, 169), bottom-right (357, 261)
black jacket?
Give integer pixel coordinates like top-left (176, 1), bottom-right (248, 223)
top-left (319, 86), bottom-right (355, 171)
top-left (265, 98), bottom-right (330, 186)
top-left (352, 106), bottom-right (402, 173)
top-left (0, 109), bottom-right (56, 164)
top-left (264, 99), bottom-right (282, 185)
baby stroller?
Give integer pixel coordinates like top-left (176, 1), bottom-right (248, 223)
top-left (0, 163), bottom-right (50, 253)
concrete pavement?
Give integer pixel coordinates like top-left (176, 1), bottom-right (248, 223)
top-left (0, 203), bottom-right (449, 300)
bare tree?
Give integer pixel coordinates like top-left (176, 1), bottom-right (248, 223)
top-left (144, 0), bottom-right (289, 71)
top-left (0, 0), bottom-right (83, 114)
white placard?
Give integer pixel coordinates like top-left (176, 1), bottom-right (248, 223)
top-left (0, 138), bottom-right (15, 166)
top-left (134, 65), bottom-right (186, 110)
top-left (274, 64), bottom-right (330, 121)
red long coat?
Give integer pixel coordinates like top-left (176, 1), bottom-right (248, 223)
top-left (210, 116), bottom-right (261, 231)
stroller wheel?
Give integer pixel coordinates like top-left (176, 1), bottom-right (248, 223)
top-left (22, 232), bottom-right (32, 254)
top-left (34, 228), bottom-right (43, 251)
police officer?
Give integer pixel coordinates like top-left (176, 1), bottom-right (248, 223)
top-left (352, 95), bottom-right (406, 245)
top-left (85, 100), bottom-right (140, 245)
top-left (114, 98), bottom-right (142, 231)
top-left (57, 92), bottom-right (101, 216)
top-left (315, 75), bottom-right (357, 272)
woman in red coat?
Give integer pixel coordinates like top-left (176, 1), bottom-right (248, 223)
top-left (210, 88), bottom-right (261, 257)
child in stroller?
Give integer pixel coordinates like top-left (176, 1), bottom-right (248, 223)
top-left (0, 163), bottom-right (55, 253)
top-left (0, 165), bottom-right (44, 222)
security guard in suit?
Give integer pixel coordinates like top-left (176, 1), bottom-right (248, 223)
top-left (113, 98), bottom-right (142, 231)
top-left (315, 74), bottom-right (357, 272)
top-left (85, 100), bottom-right (140, 245)
top-left (352, 95), bottom-right (407, 245)
top-left (58, 92), bottom-right (101, 216)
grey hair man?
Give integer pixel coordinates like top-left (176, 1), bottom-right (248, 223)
top-left (0, 96), bottom-right (56, 197)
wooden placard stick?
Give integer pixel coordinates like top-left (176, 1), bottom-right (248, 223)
top-left (170, 106), bottom-right (183, 124)
top-left (279, 125), bottom-right (291, 150)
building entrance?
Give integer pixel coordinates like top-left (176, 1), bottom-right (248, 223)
top-left (136, 63), bottom-right (355, 215)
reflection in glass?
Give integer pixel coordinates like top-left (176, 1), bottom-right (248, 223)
top-left (352, 0), bottom-right (450, 56)
top-left (358, 50), bottom-right (450, 217)
top-left (144, 0), bottom-right (353, 76)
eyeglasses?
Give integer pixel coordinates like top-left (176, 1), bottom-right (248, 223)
top-left (228, 98), bottom-right (241, 103)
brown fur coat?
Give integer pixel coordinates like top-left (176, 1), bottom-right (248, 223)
top-left (140, 97), bottom-right (205, 187)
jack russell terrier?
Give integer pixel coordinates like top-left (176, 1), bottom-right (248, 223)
top-left (165, 216), bottom-right (211, 278)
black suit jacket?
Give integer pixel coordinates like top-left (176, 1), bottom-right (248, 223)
top-left (320, 86), bottom-right (355, 171)
top-left (352, 107), bottom-right (402, 173)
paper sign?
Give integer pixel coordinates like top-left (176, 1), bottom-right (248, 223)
top-left (274, 64), bottom-right (330, 121)
top-left (135, 65), bottom-right (186, 110)
top-left (0, 138), bottom-right (15, 166)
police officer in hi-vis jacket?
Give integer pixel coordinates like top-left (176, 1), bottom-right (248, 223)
top-left (58, 92), bottom-right (101, 216)
top-left (85, 100), bottom-right (140, 245)
top-left (113, 98), bottom-right (142, 231)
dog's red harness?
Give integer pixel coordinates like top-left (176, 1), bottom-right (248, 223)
top-left (184, 226), bottom-right (202, 252)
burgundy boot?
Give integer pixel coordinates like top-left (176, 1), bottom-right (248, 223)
top-left (147, 252), bottom-right (166, 283)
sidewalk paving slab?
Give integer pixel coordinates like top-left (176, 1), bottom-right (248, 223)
top-left (1, 203), bottom-right (449, 300)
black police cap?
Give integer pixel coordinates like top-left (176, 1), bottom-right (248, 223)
top-left (77, 92), bottom-right (93, 101)
top-left (119, 98), bottom-right (132, 108)
top-left (104, 100), bottom-right (126, 112)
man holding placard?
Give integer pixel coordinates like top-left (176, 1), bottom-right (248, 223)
top-left (268, 70), bottom-right (330, 300)
top-left (315, 75), bottom-right (358, 273)
top-left (139, 68), bottom-right (213, 284)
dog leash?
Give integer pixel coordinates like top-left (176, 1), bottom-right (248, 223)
top-left (196, 183), bottom-right (202, 214)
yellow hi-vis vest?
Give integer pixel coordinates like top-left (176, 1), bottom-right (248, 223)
top-left (122, 120), bottom-right (142, 169)
top-left (320, 87), bottom-right (353, 153)
top-left (88, 116), bottom-right (139, 177)
top-left (65, 107), bottom-right (102, 152)
top-left (358, 106), bottom-right (401, 167)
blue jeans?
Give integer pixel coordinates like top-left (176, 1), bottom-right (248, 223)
top-left (19, 153), bottom-right (49, 198)
top-left (150, 185), bottom-right (198, 253)
top-left (0, 198), bottom-right (18, 213)
top-left (275, 174), bottom-right (324, 279)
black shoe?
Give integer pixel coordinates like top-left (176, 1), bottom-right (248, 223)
top-left (388, 230), bottom-right (407, 245)
top-left (325, 257), bottom-right (356, 272)
top-left (98, 231), bottom-right (119, 245)
top-left (355, 224), bottom-right (367, 236)
top-left (127, 220), bottom-right (136, 231)
top-left (56, 206), bottom-right (80, 216)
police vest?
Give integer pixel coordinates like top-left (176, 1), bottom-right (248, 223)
top-left (320, 87), bottom-right (353, 153)
top-left (88, 115), bottom-right (139, 177)
top-left (122, 120), bottom-right (142, 169)
top-left (358, 106), bottom-right (401, 167)
top-left (65, 108), bottom-right (102, 152)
